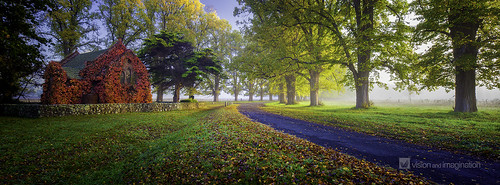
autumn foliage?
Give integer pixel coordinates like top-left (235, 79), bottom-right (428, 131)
top-left (42, 41), bottom-right (152, 104)
top-left (41, 61), bottom-right (87, 104)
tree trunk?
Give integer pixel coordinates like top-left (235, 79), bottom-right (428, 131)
top-left (269, 93), bottom-right (273, 101)
top-left (234, 93), bottom-right (239, 102)
top-left (247, 82), bottom-right (255, 101)
top-left (352, 0), bottom-right (374, 109)
top-left (213, 75), bottom-right (220, 102)
top-left (450, 6), bottom-right (479, 112)
top-left (156, 83), bottom-right (164, 102)
top-left (285, 75), bottom-right (296, 105)
top-left (279, 83), bottom-right (286, 104)
top-left (173, 84), bottom-right (181, 103)
top-left (309, 69), bottom-right (321, 106)
top-left (355, 71), bottom-right (370, 108)
top-left (454, 67), bottom-right (477, 112)
top-left (260, 90), bottom-right (264, 101)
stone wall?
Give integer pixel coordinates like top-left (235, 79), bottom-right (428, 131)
top-left (0, 102), bottom-right (204, 118)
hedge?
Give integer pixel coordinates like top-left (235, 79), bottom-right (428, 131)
top-left (0, 102), bottom-right (204, 118)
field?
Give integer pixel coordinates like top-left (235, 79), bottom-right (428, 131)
top-left (0, 105), bottom-right (428, 184)
top-left (262, 102), bottom-right (500, 160)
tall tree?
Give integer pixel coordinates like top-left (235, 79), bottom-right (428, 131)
top-left (227, 71), bottom-right (244, 101)
top-left (0, 0), bottom-right (52, 103)
top-left (243, 74), bottom-right (258, 101)
top-left (224, 31), bottom-right (246, 101)
top-left (195, 12), bottom-right (233, 102)
top-left (147, 1), bottom-right (234, 102)
top-left (412, 0), bottom-right (500, 112)
top-left (99, 0), bottom-right (151, 47)
top-left (194, 48), bottom-right (224, 94)
top-left (139, 31), bottom-right (221, 102)
top-left (47, 0), bottom-right (99, 57)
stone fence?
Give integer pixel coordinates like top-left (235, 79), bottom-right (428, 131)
top-left (0, 102), bottom-right (204, 118)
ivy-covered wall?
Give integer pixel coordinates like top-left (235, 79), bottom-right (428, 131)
top-left (0, 102), bottom-right (204, 118)
top-left (78, 43), bottom-right (152, 103)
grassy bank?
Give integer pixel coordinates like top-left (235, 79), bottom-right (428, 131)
top-left (262, 102), bottom-right (500, 160)
top-left (0, 105), bottom-right (429, 184)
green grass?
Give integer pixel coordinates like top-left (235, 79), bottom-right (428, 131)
top-left (0, 109), bottom-right (205, 184)
top-left (262, 101), bottom-right (500, 160)
top-left (0, 105), bottom-right (430, 184)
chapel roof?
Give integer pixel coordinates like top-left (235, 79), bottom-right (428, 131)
top-left (61, 49), bottom-right (108, 79)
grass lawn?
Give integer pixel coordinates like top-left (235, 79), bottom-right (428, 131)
top-left (262, 102), bottom-right (500, 160)
top-left (0, 105), bottom-right (429, 184)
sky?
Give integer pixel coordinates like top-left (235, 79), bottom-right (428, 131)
top-left (199, 0), bottom-right (244, 31)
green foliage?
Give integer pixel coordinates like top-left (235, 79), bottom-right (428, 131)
top-left (147, 0), bottom-right (204, 42)
top-left (47, 0), bottom-right (99, 56)
top-left (411, 0), bottom-right (500, 90)
top-left (194, 13), bottom-right (234, 101)
top-left (0, 106), bottom-right (430, 184)
top-left (0, 0), bottom-right (52, 103)
top-left (139, 31), bottom-right (222, 102)
top-left (99, 0), bottom-right (151, 48)
top-left (263, 102), bottom-right (500, 159)
top-left (319, 66), bottom-right (346, 93)
top-left (410, 0), bottom-right (499, 112)
top-left (237, 0), bottom-right (413, 108)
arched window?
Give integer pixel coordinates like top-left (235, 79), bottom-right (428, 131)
top-left (121, 60), bottom-right (137, 86)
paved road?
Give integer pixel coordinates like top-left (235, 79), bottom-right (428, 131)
top-left (237, 103), bottom-right (499, 185)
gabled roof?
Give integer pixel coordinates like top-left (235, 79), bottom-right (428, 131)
top-left (61, 49), bottom-right (108, 79)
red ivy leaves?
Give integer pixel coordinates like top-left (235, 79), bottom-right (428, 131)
top-left (41, 62), bottom-right (85, 104)
top-left (42, 41), bottom-right (152, 104)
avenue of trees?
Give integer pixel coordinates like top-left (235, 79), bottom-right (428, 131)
top-left (234, 0), bottom-right (499, 112)
top-left (1, 0), bottom-right (498, 112)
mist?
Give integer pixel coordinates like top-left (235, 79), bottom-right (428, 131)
top-left (320, 85), bottom-right (500, 107)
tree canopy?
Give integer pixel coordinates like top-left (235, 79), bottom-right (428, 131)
top-left (46, 0), bottom-right (99, 57)
top-left (139, 31), bottom-right (222, 102)
top-left (99, 0), bottom-right (151, 47)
